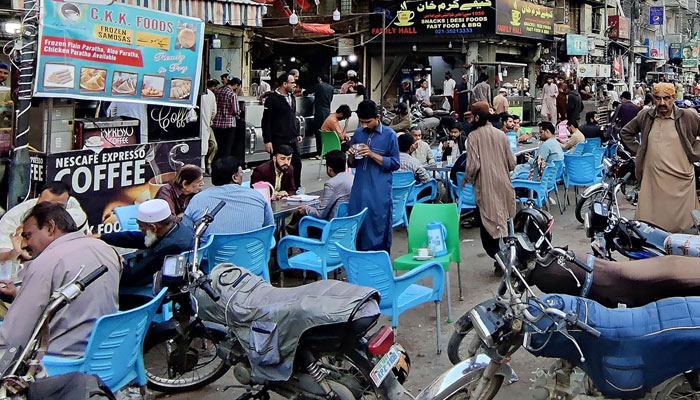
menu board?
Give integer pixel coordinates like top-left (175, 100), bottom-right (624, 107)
top-left (495, 0), bottom-right (553, 41)
top-left (35, 0), bottom-right (204, 108)
top-left (369, 0), bottom-right (494, 38)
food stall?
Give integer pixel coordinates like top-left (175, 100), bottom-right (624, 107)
top-left (25, 0), bottom-right (204, 234)
top-left (471, 62), bottom-right (533, 123)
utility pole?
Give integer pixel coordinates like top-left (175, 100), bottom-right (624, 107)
top-left (9, 0), bottom-right (38, 207)
top-left (629, 0), bottom-right (638, 90)
top-left (380, 9), bottom-right (386, 113)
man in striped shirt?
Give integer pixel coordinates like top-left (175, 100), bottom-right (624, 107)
top-left (184, 156), bottom-right (274, 238)
top-left (211, 76), bottom-right (240, 160)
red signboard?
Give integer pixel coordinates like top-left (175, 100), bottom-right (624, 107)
top-left (608, 16), bottom-right (630, 40)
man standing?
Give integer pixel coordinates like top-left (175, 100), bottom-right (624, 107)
top-left (340, 70), bottom-right (363, 94)
top-left (298, 150), bottom-right (353, 220)
top-left (620, 83), bottom-right (700, 233)
top-left (211, 76), bottom-right (240, 159)
top-left (472, 73), bottom-right (492, 106)
top-left (262, 73), bottom-right (302, 188)
top-left (304, 74), bottom-right (334, 159)
top-left (541, 77), bottom-right (558, 124)
top-left (98, 199), bottom-right (194, 287)
top-left (321, 105), bottom-right (352, 151)
top-left (559, 120), bottom-right (585, 153)
top-left (493, 88), bottom-right (509, 114)
top-left (256, 77), bottom-right (271, 99)
top-left (0, 203), bottom-right (120, 357)
top-left (200, 79), bottom-right (218, 172)
top-left (566, 83), bottom-right (584, 124)
top-left (615, 91), bottom-right (641, 129)
top-left (443, 72), bottom-right (456, 106)
top-left (415, 79), bottom-right (432, 107)
top-left (409, 126), bottom-right (435, 165)
top-left (461, 101), bottom-right (516, 260)
top-left (580, 111), bottom-right (603, 139)
top-left (251, 145), bottom-right (297, 200)
top-left (398, 134), bottom-right (430, 184)
top-left (456, 74), bottom-right (470, 117)
top-left (348, 100), bottom-right (400, 252)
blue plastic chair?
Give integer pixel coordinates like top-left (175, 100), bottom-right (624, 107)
top-left (336, 202), bottom-right (349, 218)
top-left (449, 172), bottom-right (477, 215)
top-left (277, 208), bottom-right (368, 282)
top-left (591, 147), bottom-right (606, 179)
top-left (391, 182), bottom-right (414, 228)
top-left (582, 138), bottom-right (602, 154)
top-left (205, 225), bottom-right (276, 281)
top-left (563, 153), bottom-right (603, 204)
top-left (337, 245), bottom-right (445, 354)
top-left (606, 142), bottom-right (619, 159)
top-left (113, 205), bottom-right (139, 232)
top-left (43, 288), bottom-right (168, 393)
top-left (512, 162), bottom-right (559, 210)
top-left (572, 142), bottom-right (585, 155)
top-left (393, 171), bottom-right (438, 207)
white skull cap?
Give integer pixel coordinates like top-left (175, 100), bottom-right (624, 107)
top-left (136, 199), bottom-right (171, 223)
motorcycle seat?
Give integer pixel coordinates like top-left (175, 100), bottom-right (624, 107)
top-left (529, 294), bottom-right (700, 398)
top-left (664, 233), bottom-right (700, 257)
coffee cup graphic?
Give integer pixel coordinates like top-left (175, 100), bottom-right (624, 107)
top-left (511, 9), bottom-right (521, 26)
top-left (397, 10), bottom-right (415, 25)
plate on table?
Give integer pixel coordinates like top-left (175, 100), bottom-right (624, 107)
top-left (287, 194), bottom-right (320, 202)
top-left (413, 255), bottom-right (434, 261)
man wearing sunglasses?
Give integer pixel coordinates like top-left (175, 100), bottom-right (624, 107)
top-left (620, 82), bottom-right (700, 233)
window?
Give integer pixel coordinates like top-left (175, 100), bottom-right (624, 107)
top-left (592, 9), bottom-right (603, 33)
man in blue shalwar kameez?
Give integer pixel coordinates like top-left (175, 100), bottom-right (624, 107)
top-left (348, 100), bottom-right (400, 252)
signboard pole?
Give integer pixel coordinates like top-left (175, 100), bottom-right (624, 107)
top-left (381, 10), bottom-right (386, 113)
top-left (8, 0), bottom-right (38, 208)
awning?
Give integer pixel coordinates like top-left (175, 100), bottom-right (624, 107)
top-left (119, 0), bottom-right (265, 27)
top-left (11, 0), bottom-right (264, 28)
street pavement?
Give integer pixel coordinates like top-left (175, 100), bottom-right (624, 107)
top-left (156, 157), bottom-right (635, 400)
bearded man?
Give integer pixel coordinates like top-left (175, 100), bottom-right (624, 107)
top-left (98, 199), bottom-right (194, 287)
top-left (250, 144), bottom-right (297, 200)
top-left (620, 82), bottom-right (700, 233)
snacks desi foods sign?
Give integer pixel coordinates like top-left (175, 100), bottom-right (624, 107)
top-left (35, 0), bottom-right (204, 107)
top-left (495, 0), bottom-right (553, 41)
top-left (369, 0), bottom-right (494, 38)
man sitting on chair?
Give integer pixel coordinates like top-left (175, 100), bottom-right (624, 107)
top-left (98, 199), bottom-right (194, 287)
top-left (398, 134), bottom-right (431, 184)
top-left (321, 105), bottom-right (352, 152)
top-left (251, 145), bottom-right (297, 200)
top-left (297, 150), bottom-right (353, 220)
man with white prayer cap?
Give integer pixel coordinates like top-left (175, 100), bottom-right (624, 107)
top-left (98, 199), bottom-right (194, 286)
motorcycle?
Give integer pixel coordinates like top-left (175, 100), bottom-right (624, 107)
top-left (442, 220), bottom-right (700, 400)
top-left (152, 202), bottom-right (410, 400)
top-left (140, 202), bottom-right (231, 392)
top-left (584, 171), bottom-right (700, 260)
top-left (574, 142), bottom-right (636, 224)
top-left (0, 266), bottom-right (113, 399)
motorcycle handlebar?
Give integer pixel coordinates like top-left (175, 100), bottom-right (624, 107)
top-left (198, 276), bottom-right (220, 302)
top-left (549, 248), bottom-right (593, 273)
top-left (574, 318), bottom-right (602, 338)
top-left (620, 172), bottom-right (632, 184)
top-left (76, 266), bottom-right (108, 291)
top-left (208, 201), bottom-right (226, 219)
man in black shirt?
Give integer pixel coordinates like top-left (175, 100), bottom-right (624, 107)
top-left (304, 74), bottom-right (334, 159)
top-left (262, 73), bottom-right (302, 187)
top-left (579, 111), bottom-right (603, 139)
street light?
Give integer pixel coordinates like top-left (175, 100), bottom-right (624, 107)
top-left (332, 9), bottom-right (340, 21)
top-left (289, 10), bottom-right (299, 25)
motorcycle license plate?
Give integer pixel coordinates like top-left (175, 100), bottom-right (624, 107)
top-left (370, 345), bottom-right (401, 387)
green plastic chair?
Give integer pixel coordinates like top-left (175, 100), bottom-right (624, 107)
top-left (392, 203), bottom-right (461, 323)
top-left (317, 130), bottom-right (342, 179)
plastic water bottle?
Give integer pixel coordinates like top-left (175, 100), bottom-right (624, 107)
top-left (436, 152), bottom-right (442, 165)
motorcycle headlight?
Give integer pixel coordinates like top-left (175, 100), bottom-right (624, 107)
top-left (469, 308), bottom-right (495, 347)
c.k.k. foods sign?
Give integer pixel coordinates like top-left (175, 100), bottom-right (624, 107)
top-left (495, 0), bottom-right (554, 41)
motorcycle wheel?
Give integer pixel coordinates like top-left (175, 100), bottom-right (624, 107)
top-left (654, 374), bottom-right (700, 399)
top-left (143, 325), bottom-right (229, 393)
top-left (444, 374), bottom-right (504, 400)
top-left (447, 318), bottom-right (482, 365)
top-left (575, 191), bottom-right (605, 224)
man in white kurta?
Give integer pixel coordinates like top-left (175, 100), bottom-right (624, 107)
top-left (541, 77), bottom-right (559, 125)
top-left (200, 80), bottom-right (218, 170)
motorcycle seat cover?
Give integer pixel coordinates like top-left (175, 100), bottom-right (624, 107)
top-left (195, 264), bottom-right (380, 382)
top-left (528, 294), bottom-right (700, 398)
top-left (664, 234), bottom-right (700, 257)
